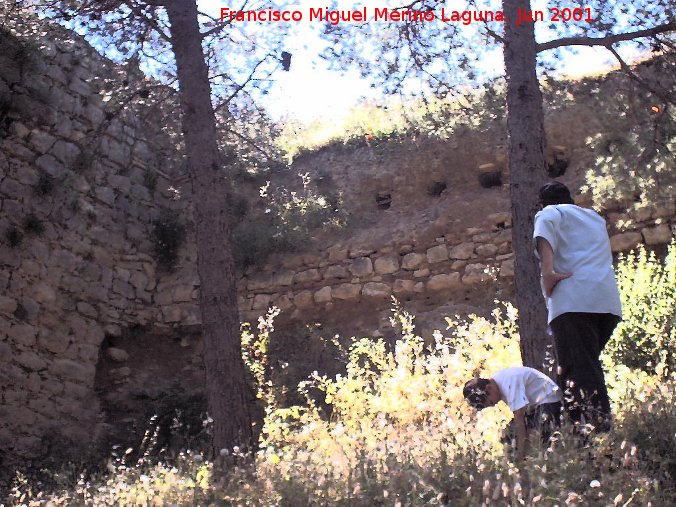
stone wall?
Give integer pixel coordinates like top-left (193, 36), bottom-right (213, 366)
top-left (215, 202), bottom-right (673, 330)
top-left (0, 22), bottom-right (184, 463)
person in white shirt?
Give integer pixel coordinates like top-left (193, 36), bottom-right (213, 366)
top-left (533, 181), bottom-right (622, 431)
top-left (463, 366), bottom-right (562, 461)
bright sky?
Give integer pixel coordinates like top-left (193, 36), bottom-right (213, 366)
top-left (198, 1), bottom-right (642, 123)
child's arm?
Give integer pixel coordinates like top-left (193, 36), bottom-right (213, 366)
top-left (513, 407), bottom-right (528, 461)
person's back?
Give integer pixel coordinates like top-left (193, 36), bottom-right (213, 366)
top-left (534, 203), bottom-right (621, 322)
top-left (492, 366), bottom-right (561, 412)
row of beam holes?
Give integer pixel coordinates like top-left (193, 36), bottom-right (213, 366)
top-left (478, 154), bottom-right (569, 189)
top-left (375, 153), bottom-right (568, 208)
top-left (375, 181), bottom-right (448, 210)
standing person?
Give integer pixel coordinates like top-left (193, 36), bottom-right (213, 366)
top-left (463, 366), bottom-right (562, 461)
top-left (533, 181), bottom-right (622, 431)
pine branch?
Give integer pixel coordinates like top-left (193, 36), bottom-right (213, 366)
top-left (537, 22), bottom-right (676, 52)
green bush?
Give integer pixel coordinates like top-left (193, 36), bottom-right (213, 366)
top-left (232, 217), bottom-right (283, 268)
top-left (607, 241), bottom-right (675, 377)
top-left (232, 175), bottom-right (348, 268)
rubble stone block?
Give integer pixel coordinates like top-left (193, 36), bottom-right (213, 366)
top-left (8, 325), bottom-right (38, 346)
top-left (29, 129), bottom-right (57, 153)
top-left (51, 140), bottom-right (81, 165)
top-left (94, 187), bottom-right (116, 207)
top-left (332, 283), bottom-right (362, 300)
top-left (349, 257), bottom-right (374, 277)
top-left (393, 279), bottom-right (416, 294)
top-left (610, 232), bottom-right (642, 252)
top-left (172, 285), bottom-right (194, 303)
top-left (410, 268), bottom-right (428, 278)
top-left (402, 252), bottom-right (425, 270)
top-left (247, 272), bottom-right (274, 291)
top-left (426, 273), bottom-right (461, 291)
top-left (294, 290), bottom-right (314, 309)
top-left (35, 154), bottom-right (66, 178)
top-left (449, 242), bottom-right (475, 260)
top-left (476, 244), bottom-right (498, 257)
top-left (273, 270), bottom-right (295, 286)
top-left (295, 269), bottom-right (322, 284)
top-left (362, 282), bottom-right (391, 298)
top-left (162, 305), bottom-right (182, 323)
top-left (78, 344), bottom-right (100, 363)
top-left (86, 324), bottom-right (105, 346)
top-left (324, 265), bottom-right (349, 279)
top-left (252, 294), bottom-right (272, 310)
top-left (314, 286), bottom-right (332, 303)
top-left (0, 296), bottom-right (18, 314)
top-left (374, 254), bottom-right (399, 274)
top-left (426, 245), bottom-right (449, 264)
top-left (487, 212), bottom-right (511, 227)
top-left (462, 264), bottom-right (495, 285)
top-left (106, 347), bottom-right (129, 362)
top-left (328, 246), bottom-right (348, 262)
top-left (642, 224), bottom-right (672, 245)
top-left (129, 271), bottom-right (149, 291)
top-left (499, 259), bottom-right (515, 278)
top-left (274, 294), bottom-right (294, 311)
top-left (38, 330), bottom-right (70, 355)
top-left (16, 352), bottom-right (47, 371)
top-left (49, 359), bottom-right (95, 384)
top-left (0, 342), bottom-right (11, 362)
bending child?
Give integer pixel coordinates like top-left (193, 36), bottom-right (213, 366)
top-left (463, 366), bottom-right (562, 461)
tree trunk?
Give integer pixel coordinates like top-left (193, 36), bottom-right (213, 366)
top-left (165, 0), bottom-right (253, 455)
top-left (502, 0), bottom-right (553, 372)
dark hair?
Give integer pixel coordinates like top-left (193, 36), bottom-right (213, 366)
top-left (538, 181), bottom-right (574, 206)
top-left (463, 378), bottom-right (491, 409)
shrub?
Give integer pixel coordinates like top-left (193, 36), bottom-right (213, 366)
top-left (71, 149), bottom-right (94, 174)
top-left (4, 225), bottom-right (23, 247)
top-left (151, 209), bottom-right (185, 269)
top-left (607, 241), bottom-right (675, 377)
top-left (11, 303), bottom-right (675, 506)
top-left (22, 213), bottom-right (44, 235)
top-left (144, 384), bottom-right (209, 453)
top-left (34, 171), bottom-right (55, 196)
top-left (232, 216), bottom-right (282, 268)
top-left (232, 174), bottom-right (347, 268)
top-left (143, 168), bottom-right (157, 193)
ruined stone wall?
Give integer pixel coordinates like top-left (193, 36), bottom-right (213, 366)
top-left (0, 22), bottom-right (185, 462)
top-left (228, 202), bottom-right (673, 328)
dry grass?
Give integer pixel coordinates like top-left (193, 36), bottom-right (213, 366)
top-left (6, 299), bottom-right (674, 506)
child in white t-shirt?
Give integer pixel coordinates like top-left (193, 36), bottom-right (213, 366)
top-left (463, 366), bottom-right (562, 461)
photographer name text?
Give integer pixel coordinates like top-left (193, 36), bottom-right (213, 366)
top-left (219, 6), bottom-right (595, 26)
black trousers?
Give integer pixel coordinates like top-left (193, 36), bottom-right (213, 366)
top-left (526, 401), bottom-right (562, 443)
top-left (550, 312), bottom-right (620, 430)
top-left (503, 401), bottom-right (562, 447)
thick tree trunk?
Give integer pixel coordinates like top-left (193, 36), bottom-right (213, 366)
top-left (165, 0), bottom-right (253, 455)
top-left (502, 0), bottom-right (553, 372)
